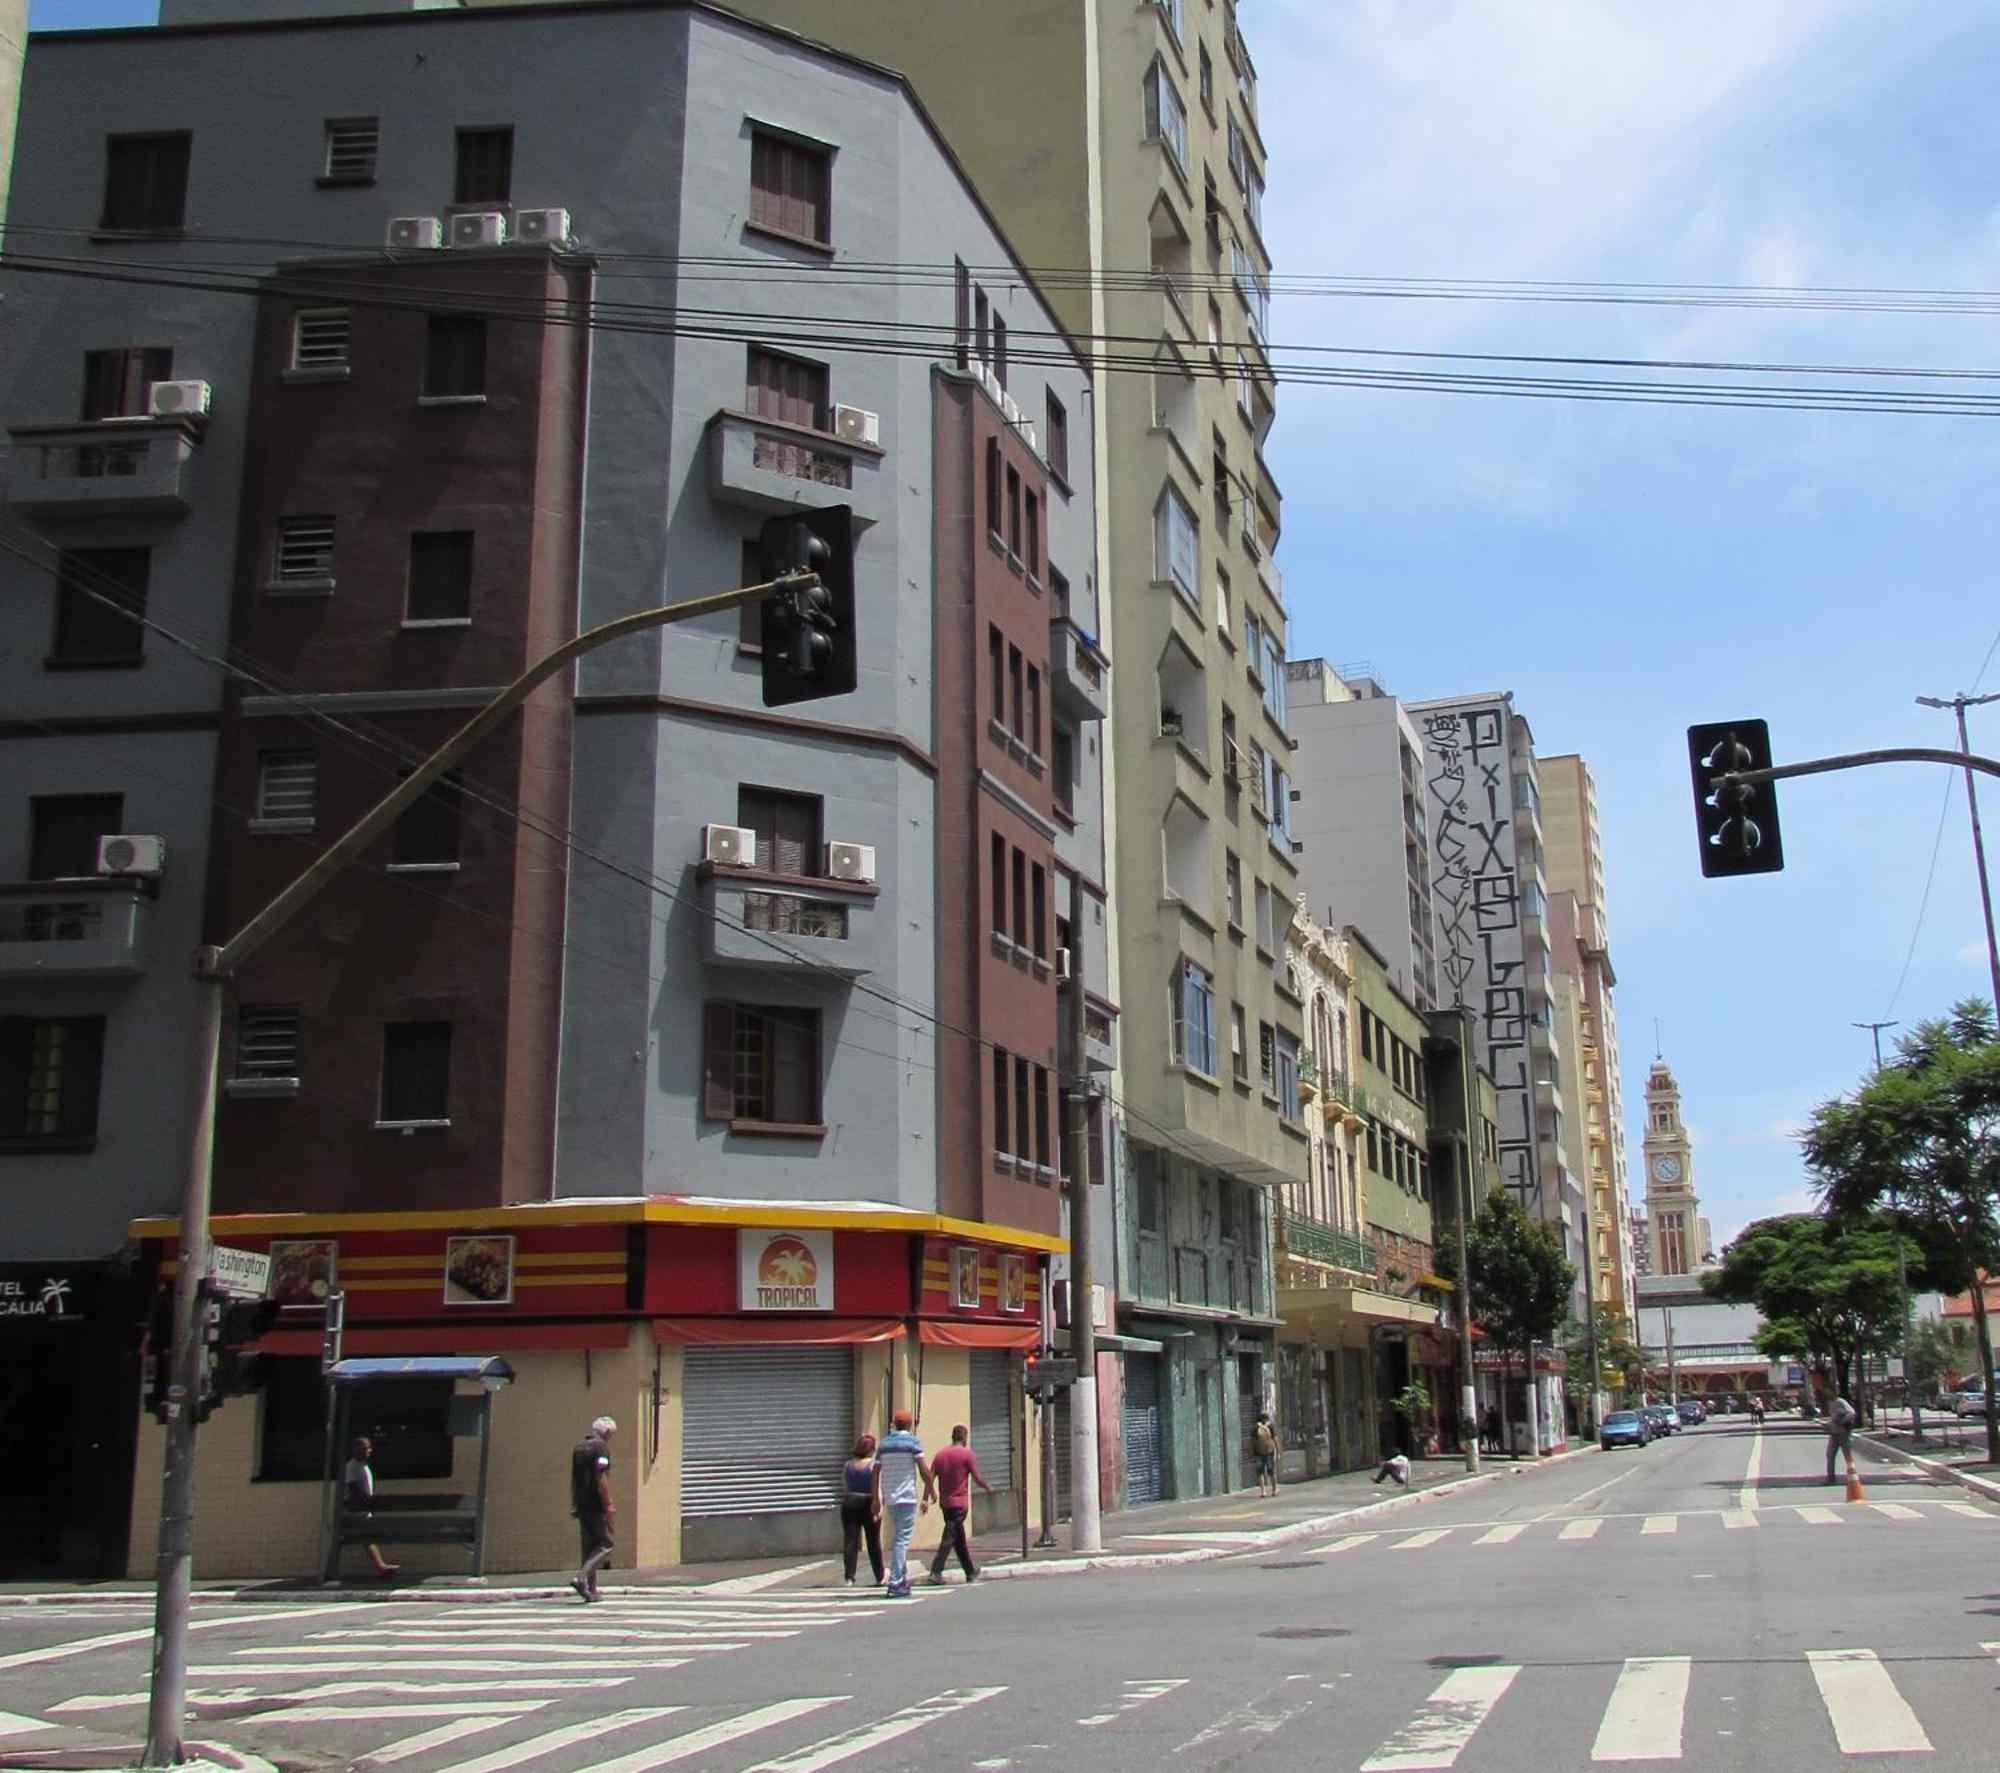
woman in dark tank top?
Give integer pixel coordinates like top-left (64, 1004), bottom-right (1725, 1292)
top-left (839, 1433), bottom-right (884, 1586)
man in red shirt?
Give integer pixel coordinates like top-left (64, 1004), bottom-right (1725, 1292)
top-left (926, 1423), bottom-right (995, 1585)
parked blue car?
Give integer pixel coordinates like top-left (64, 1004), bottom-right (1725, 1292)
top-left (1601, 1409), bottom-right (1649, 1449)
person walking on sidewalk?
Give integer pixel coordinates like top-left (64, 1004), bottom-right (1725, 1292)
top-left (1253, 1412), bottom-right (1279, 1497)
top-left (1825, 1392), bottom-right (1859, 1483)
top-left (570, 1414), bottom-right (617, 1602)
top-left (927, 1424), bottom-right (995, 1585)
top-left (872, 1409), bottom-right (934, 1597)
top-left (839, 1433), bottom-right (884, 1587)
top-left (341, 1437), bottom-right (399, 1578)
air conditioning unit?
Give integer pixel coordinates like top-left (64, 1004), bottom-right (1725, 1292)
top-left (1055, 947), bottom-right (1073, 980)
top-left (387, 215), bottom-right (444, 250)
top-left (513, 207), bottom-right (572, 246)
top-left (825, 840), bottom-right (876, 884)
top-left (978, 364), bottom-right (1004, 406)
top-left (1014, 419), bottom-right (1038, 454)
top-left (999, 388), bottom-right (1023, 426)
top-left (703, 823), bottom-right (757, 867)
top-left (96, 834), bottom-right (167, 880)
top-left (148, 380), bottom-right (211, 420)
top-left (833, 404), bottom-right (881, 448)
top-left (450, 210), bottom-right (508, 248)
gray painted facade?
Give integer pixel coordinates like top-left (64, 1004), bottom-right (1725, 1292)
top-left (2, 1), bottom-right (1105, 1241)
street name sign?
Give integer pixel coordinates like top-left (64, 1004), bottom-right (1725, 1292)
top-left (207, 1245), bottom-right (272, 1298)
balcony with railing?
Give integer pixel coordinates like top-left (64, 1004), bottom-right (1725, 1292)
top-left (699, 860), bottom-right (879, 979)
top-left (1275, 1199), bottom-right (1374, 1276)
top-left (705, 407), bottom-right (886, 521)
top-left (1049, 614), bottom-right (1110, 723)
top-left (7, 418), bottom-right (203, 518)
top-left (0, 879), bottom-right (155, 976)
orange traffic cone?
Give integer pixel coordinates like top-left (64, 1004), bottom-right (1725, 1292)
top-left (1844, 1460), bottom-right (1866, 1504)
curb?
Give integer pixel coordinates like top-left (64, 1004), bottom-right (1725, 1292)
top-left (1854, 1432), bottom-right (2000, 1504)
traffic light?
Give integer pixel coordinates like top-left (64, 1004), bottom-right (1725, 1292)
top-left (202, 1294), bottom-right (281, 1415)
top-left (757, 505), bottom-right (856, 706)
top-left (1687, 719), bottom-right (1785, 877)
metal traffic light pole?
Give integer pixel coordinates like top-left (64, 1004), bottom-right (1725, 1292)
top-left (1915, 693), bottom-right (2000, 1021)
top-left (143, 568), bottom-right (816, 1767)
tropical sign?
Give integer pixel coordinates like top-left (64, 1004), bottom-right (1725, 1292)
top-left (739, 1228), bottom-right (834, 1311)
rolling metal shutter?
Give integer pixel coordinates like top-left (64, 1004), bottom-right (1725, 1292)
top-left (1123, 1354), bottom-right (1163, 1505)
top-left (969, 1351), bottom-right (1016, 1491)
top-left (1052, 1389), bottom-right (1073, 1520)
top-left (679, 1345), bottom-right (853, 1518)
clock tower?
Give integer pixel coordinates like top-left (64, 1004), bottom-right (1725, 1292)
top-left (1641, 1056), bottom-right (1702, 1276)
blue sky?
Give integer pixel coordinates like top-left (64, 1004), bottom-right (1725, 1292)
top-left (28, 0), bottom-right (2000, 1254)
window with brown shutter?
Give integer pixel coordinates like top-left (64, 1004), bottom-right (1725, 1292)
top-left (423, 315), bottom-right (488, 399)
top-left (705, 1002), bottom-right (821, 1127)
top-left (406, 531), bottom-right (474, 623)
top-left (992, 1049), bottom-right (1011, 1157)
top-left (50, 548), bottom-right (149, 667)
top-left (746, 347), bottom-right (829, 431)
top-left (1, 1015), bottom-right (107, 1149)
top-left (379, 1022), bottom-right (451, 1124)
top-left (100, 132), bottom-right (190, 232)
top-left (82, 348), bottom-right (172, 420)
top-left (28, 794), bottom-right (123, 881)
top-left (737, 786), bottom-right (822, 878)
top-left (748, 129), bottom-right (831, 245)
top-left (1045, 392), bottom-right (1069, 482)
top-left (454, 127), bottom-right (513, 205)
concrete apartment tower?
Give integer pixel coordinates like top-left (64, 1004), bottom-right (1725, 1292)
top-left (1540, 754), bottom-right (1636, 1326)
top-left (702, 0), bottom-right (1300, 1504)
top-left (0, 0), bottom-right (24, 236)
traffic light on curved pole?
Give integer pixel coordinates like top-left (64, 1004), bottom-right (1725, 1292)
top-left (758, 505), bottom-right (856, 706)
top-left (1687, 718), bottom-right (1785, 877)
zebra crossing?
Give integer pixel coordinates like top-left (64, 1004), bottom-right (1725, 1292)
top-left (1300, 1493), bottom-right (1993, 1558)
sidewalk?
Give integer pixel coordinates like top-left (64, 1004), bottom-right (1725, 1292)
top-left (0, 1447), bottom-right (1591, 1612)
top-left (1856, 1420), bottom-right (2000, 1505)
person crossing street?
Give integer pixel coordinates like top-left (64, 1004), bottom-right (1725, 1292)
top-left (927, 1424), bottom-right (996, 1585)
top-left (872, 1409), bottom-right (934, 1598)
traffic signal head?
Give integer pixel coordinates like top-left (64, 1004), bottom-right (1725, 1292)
top-left (757, 505), bottom-right (856, 706)
top-left (1688, 719), bottom-right (1785, 877)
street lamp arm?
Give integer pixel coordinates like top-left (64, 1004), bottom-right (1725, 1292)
top-left (210, 573), bottom-right (807, 979)
top-left (1716, 746), bottom-right (2000, 789)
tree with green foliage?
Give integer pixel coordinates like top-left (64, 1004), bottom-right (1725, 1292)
top-left (1804, 1000), bottom-right (2000, 1460)
top-left (1907, 1316), bottom-right (1979, 1399)
top-left (1703, 1213), bottom-right (1911, 1402)
top-left (1439, 1189), bottom-right (1575, 1455)
top-left (1563, 1305), bottom-right (1644, 1404)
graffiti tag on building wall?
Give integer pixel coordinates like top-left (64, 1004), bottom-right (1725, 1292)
top-left (1423, 706), bottom-right (1538, 1207)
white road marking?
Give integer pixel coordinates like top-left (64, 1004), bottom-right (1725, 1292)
top-left (1391, 1529), bottom-right (1450, 1551)
top-left (1559, 1519), bottom-right (1602, 1541)
top-left (1539, 1462), bottom-right (1643, 1521)
top-left (1474, 1524), bottom-right (1526, 1545)
top-left (1079, 1678), bottom-right (1189, 1728)
top-left (568, 1699), bottom-right (845, 1773)
top-left (1721, 1511), bottom-right (1757, 1530)
top-left (1737, 1423), bottom-right (1763, 1512)
top-left (1360, 1664), bottom-right (1519, 1769)
top-left (1309, 1534), bottom-right (1379, 1556)
top-left (236, 1647), bottom-right (708, 1663)
top-left (233, 1704), bottom-right (554, 1724)
top-left (700, 1562), bottom-right (829, 1594)
top-left (359, 1718), bottom-right (511, 1766)
top-left (1123, 1531), bottom-right (1271, 1544)
top-left (1795, 1506), bottom-right (1842, 1526)
top-left (1870, 1503), bottom-right (1921, 1520)
top-left (1943, 1502), bottom-right (1988, 1518)
top-left (192, 1661), bottom-right (682, 1678)
top-left (59, 1676), bottom-right (627, 1713)
top-left (1806, 1649), bottom-right (1932, 1754)
top-left (1641, 1516), bottom-right (1676, 1535)
top-left (1592, 1656), bottom-right (1690, 1762)
top-left (0, 1604), bottom-right (351, 1673)
top-left (0, 1711), bottom-right (58, 1736)
top-left (428, 1708), bottom-right (686, 1773)
top-left (743, 1687), bottom-right (1005, 1772)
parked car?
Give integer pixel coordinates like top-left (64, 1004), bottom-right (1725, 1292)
top-left (1675, 1398), bottom-right (1708, 1425)
top-left (1601, 1410), bottom-right (1649, 1450)
top-left (1948, 1375), bottom-right (2000, 1416)
top-left (1642, 1403), bottom-right (1680, 1436)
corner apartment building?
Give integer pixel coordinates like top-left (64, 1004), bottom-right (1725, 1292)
top-left (1540, 753), bottom-right (1636, 1326)
top-left (1, 0), bottom-right (1111, 1578)
top-left (707, 0), bottom-right (1300, 1504)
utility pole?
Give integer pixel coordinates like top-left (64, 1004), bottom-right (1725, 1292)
top-left (1856, 1017), bottom-right (1922, 1442)
top-left (1061, 933), bottom-right (1102, 1553)
top-left (142, 569), bottom-right (812, 1767)
top-left (1915, 692), bottom-right (2000, 1019)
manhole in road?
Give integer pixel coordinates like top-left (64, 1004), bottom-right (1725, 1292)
top-left (1427, 1653), bottom-right (1505, 1668)
top-left (1257, 1560), bottom-right (1318, 1570)
top-left (1261, 1625), bottom-right (1353, 1639)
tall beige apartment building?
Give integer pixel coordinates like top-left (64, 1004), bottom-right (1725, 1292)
top-left (1540, 755), bottom-right (1636, 1325)
top-left (1, 0), bottom-right (27, 238)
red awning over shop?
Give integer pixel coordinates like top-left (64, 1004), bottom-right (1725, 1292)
top-left (257, 1323), bottom-right (630, 1358)
top-left (650, 1317), bottom-right (906, 1345)
top-left (917, 1321), bottom-right (1039, 1348)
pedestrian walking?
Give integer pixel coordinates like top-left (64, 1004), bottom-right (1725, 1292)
top-left (871, 1408), bottom-right (933, 1597)
top-left (1253, 1411), bottom-right (1279, 1497)
top-left (839, 1433), bottom-right (884, 1587)
top-left (1825, 1392), bottom-right (1858, 1483)
top-left (569, 1414), bottom-right (616, 1602)
top-left (340, 1437), bottom-right (399, 1578)
top-left (1481, 1405), bottom-right (1501, 1454)
top-left (927, 1424), bottom-right (995, 1585)
top-left (1373, 1450), bottom-right (1411, 1486)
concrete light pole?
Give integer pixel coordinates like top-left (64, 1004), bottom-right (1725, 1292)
top-left (142, 569), bottom-right (812, 1766)
top-left (1855, 1019), bottom-right (1918, 1439)
top-left (1914, 692), bottom-right (2000, 1020)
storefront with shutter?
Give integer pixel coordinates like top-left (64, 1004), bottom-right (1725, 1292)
top-left (967, 1347), bottom-right (1019, 1531)
top-left (1122, 1352), bottom-right (1163, 1505)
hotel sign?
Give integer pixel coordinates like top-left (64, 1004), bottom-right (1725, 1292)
top-left (739, 1228), bottom-right (835, 1311)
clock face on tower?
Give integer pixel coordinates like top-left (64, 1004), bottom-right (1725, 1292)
top-left (1651, 1155), bottom-right (1683, 1184)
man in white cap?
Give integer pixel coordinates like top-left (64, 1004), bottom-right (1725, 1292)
top-left (570, 1415), bottom-right (617, 1601)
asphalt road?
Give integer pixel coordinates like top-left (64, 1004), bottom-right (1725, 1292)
top-left (3, 1419), bottom-right (1997, 1772)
